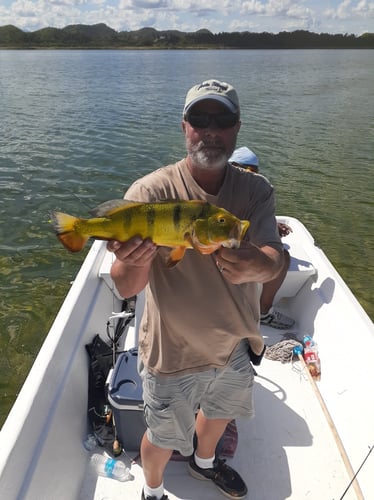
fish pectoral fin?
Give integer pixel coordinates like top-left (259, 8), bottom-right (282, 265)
top-left (166, 246), bottom-right (187, 268)
top-left (184, 233), bottom-right (219, 255)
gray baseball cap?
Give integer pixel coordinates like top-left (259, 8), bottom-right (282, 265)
top-left (183, 79), bottom-right (240, 115)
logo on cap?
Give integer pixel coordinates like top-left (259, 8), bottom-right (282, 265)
top-left (197, 81), bottom-right (230, 93)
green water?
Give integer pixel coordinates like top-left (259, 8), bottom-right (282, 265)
top-left (0, 49), bottom-right (373, 426)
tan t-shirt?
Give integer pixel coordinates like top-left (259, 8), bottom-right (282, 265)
top-left (125, 159), bottom-right (282, 376)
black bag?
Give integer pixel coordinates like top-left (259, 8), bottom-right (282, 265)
top-left (85, 334), bottom-right (119, 456)
top-left (84, 297), bottom-right (136, 456)
top-left (248, 344), bottom-right (266, 366)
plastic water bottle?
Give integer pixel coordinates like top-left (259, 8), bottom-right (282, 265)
top-left (90, 453), bottom-right (134, 482)
top-left (83, 434), bottom-right (97, 451)
top-left (303, 336), bottom-right (321, 380)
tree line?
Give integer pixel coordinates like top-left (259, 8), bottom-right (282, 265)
top-left (1, 24), bottom-right (373, 49)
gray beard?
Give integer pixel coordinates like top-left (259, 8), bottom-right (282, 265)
top-left (187, 140), bottom-right (230, 170)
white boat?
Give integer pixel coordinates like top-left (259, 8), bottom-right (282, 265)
top-left (0, 216), bottom-right (373, 500)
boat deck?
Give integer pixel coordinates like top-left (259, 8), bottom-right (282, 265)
top-left (79, 325), bottom-right (359, 500)
top-left (2, 222), bottom-right (373, 500)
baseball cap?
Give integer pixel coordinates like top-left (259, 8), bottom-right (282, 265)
top-left (183, 79), bottom-right (240, 115)
top-left (229, 147), bottom-right (259, 169)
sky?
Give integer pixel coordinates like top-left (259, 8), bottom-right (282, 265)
top-left (0, 0), bottom-right (373, 35)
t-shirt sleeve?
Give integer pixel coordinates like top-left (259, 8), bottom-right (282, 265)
top-left (125, 181), bottom-right (156, 203)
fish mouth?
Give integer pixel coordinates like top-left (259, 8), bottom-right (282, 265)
top-left (239, 220), bottom-right (250, 239)
top-left (222, 220), bottom-right (250, 249)
top-left (222, 238), bottom-right (241, 249)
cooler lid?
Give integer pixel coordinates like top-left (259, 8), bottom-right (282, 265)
top-left (108, 349), bottom-right (143, 409)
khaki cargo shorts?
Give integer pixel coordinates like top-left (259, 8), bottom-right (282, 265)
top-left (140, 340), bottom-right (254, 456)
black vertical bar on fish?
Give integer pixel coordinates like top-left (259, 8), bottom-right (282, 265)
top-left (198, 202), bottom-right (211, 219)
top-left (173, 204), bottom-right (182, 232)
top-left (146, 205), bottom-right (156, 237)
top-left (122, 208), bottom-right (133, 234)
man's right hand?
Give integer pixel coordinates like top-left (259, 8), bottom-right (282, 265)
top-left (107, 236), bottom-right (157, 298)
top-left (107, 236), bottom-right (157, 267)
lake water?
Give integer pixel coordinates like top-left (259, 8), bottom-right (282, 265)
top-left (0, 49), bottom-right (373, 426)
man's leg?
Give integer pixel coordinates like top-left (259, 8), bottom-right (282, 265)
top-left (140, 432), bottom-right (173, 488)
top-left (260, 249), bottom-right (294, 330)
top-left (194, 410), bottom-right (231, 458)
top-left (260, 248), bottom-right (290, 314)
top-left (189, 411), bottom-right (247, 499)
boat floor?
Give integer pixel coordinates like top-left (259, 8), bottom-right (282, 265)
top-left (79, 324), bottom-right (358, 500)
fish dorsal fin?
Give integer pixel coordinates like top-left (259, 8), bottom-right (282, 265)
top-left (89, 199), bottom-right (142, 217)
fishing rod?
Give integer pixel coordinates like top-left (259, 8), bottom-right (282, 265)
top-left (339, 445), bottom-right (374, 500)
top-left (295, 351), bottom-right (365, 500)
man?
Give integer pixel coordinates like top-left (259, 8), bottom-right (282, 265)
top-left (229, 146), bottom-right (295, 330)
top-left (108, 80), bottom-right (284, 500)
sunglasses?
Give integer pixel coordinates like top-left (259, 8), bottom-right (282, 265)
top-left (185, 111), bottom-right (239, 129)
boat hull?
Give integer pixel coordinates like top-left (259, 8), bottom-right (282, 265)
top-left (0, 218), bottom-right (373, 500)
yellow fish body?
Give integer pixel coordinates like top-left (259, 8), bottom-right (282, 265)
top-left (51, 199), bottom-right (249, 266)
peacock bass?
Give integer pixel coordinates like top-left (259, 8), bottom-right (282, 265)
top-left (51, 199), bottom-right (249, 267)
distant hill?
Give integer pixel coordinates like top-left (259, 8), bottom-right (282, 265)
top-left (0, 23), bottom-right (373, 49)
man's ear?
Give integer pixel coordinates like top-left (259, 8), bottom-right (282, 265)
top-left (181, 120), bottom-right (187, 134)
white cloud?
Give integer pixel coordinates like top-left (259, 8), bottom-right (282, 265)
top-left (334, 0), bottom-right (352, 19)
top-left (353, 0), bottom-right (374, 15)
top-left (1, 0), bottom-right (372, 34)
top-left (324, 0), bottom-right (374, 20)
top-left (241, 0), bottom-right (266, 15)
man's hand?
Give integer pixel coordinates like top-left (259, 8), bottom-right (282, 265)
top-left (277, 223), bottom-right (292, 238)
top-left (215, 240), bottom-right (283, 285)
top-left (107, 236), bottom-right (157, 267)
top-left (107, 236), bottom-right (157, 298)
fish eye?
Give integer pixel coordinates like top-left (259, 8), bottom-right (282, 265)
top-left (218, 217), bottom-right (226, 224)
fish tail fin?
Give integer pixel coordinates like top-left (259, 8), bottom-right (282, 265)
top-left (50, 211), bottom-right (89, 252)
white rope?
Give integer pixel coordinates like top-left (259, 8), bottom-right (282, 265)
top-left (264, 337), bottom-right (303, 364)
